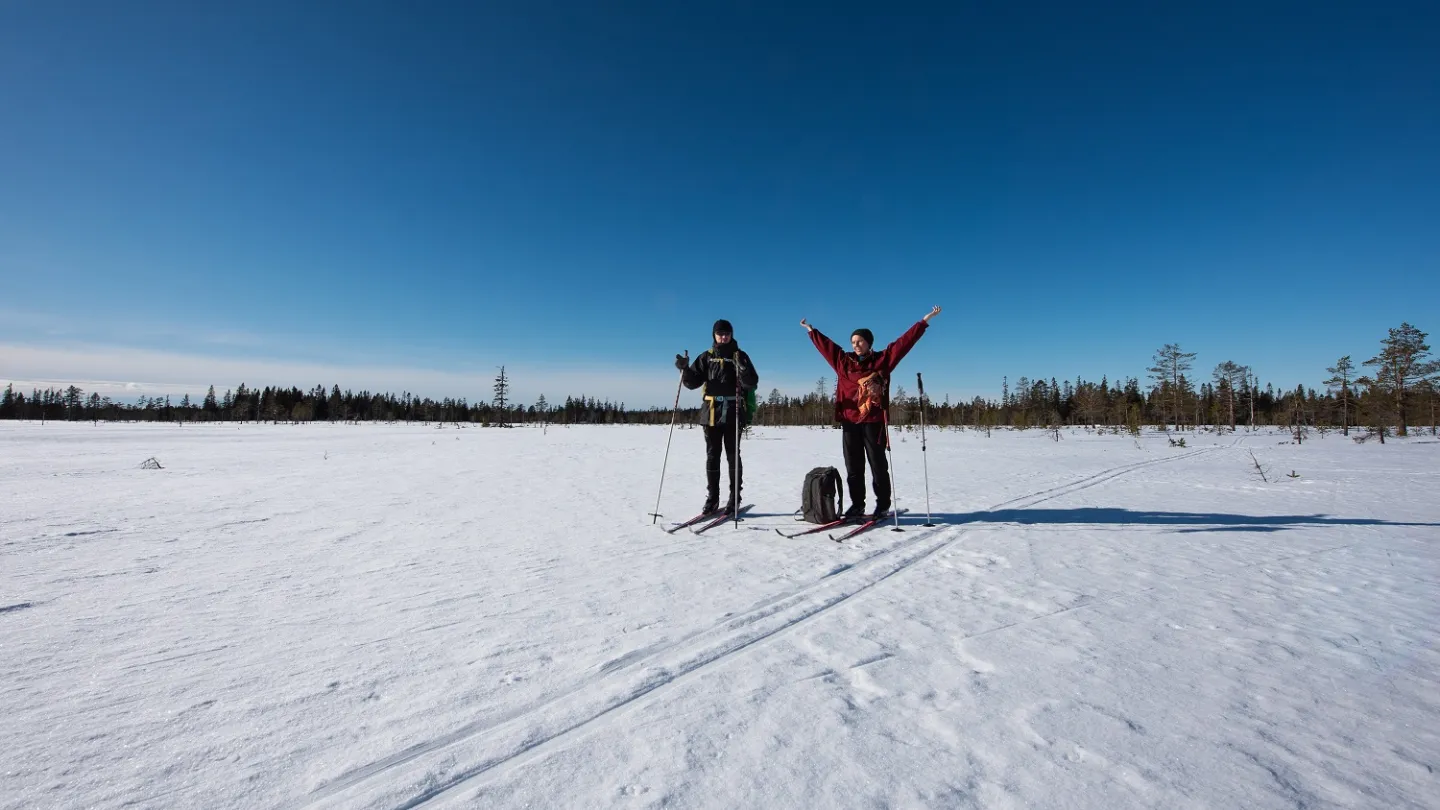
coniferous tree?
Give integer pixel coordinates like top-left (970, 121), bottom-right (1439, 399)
top-left (1354, 376), bottom-right (1391, 443)
top-left (1322, 356), bottom-right (1355, 436)
top-left (307, 385), bottom-right (326, 421)
top-left (232, 383), bottom-right (248, 421)
top-left (493, 367), bottom-right (510, 426)
top-left (1421, 379), bottom-right (1438, 436)
top-left (63, 385), bottom-right (84, 420)
top-left (1148, 344), bottom-right (1196, 430)
top-left (1361, 323), bottom-right (1437, 437)
top-left (1212, 361), bottom-right (1248, 431)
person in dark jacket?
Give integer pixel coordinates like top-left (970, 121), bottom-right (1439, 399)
top-left (675, 319), bottom-right (760, 514)
top-left (801, 306), bottom-right (941, 519)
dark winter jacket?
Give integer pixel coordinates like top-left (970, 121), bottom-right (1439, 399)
top-left (682, 340), bottom-right (759, 425)
top-left (808, 321), bottom-right (928, 424)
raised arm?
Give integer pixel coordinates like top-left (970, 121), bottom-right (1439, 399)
top-left (802, 318), bottom-right (845, 373)
top-left (880, 306), bottom-right (941, 372)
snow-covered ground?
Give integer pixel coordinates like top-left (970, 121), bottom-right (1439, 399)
top-left (3, 421), bottom-right (1437, 810)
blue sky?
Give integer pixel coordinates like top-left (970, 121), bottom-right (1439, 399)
top-left (2, 1), bottom-right (1437, 407)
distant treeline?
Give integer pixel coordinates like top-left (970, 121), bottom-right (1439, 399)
top-left (4, 323), bottom-right (1436, 438)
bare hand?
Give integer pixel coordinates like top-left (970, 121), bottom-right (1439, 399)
top-left (922, 306), bottom-right (942, 323)
top-left (800, 318), bottom-right (814, 333)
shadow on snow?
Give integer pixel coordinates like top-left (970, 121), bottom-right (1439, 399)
top-left (915, 508), bottom-right (1439, 534)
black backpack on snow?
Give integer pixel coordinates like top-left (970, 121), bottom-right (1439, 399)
top-left (800, 467), bottom-right (844, 523)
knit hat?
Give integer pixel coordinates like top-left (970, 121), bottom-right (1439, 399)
top-left (713, 319), bottom-right (733, 335)
top-left (851, 328), bottom-right (874, 346)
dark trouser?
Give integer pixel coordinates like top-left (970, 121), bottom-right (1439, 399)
top-left (704, 421), bottom-right (743, 506)
top-left (842, 421), bottom-right (889, 510)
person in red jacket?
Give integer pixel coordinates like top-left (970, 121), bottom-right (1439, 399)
top-left (801, 306), bottom-right (942, 519)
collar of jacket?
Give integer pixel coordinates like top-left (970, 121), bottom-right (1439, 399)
top-left (711, 340), bottom-right (739, 358)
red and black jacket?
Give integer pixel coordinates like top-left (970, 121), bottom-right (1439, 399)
top-left (808, 321), bottom-right (928, 424)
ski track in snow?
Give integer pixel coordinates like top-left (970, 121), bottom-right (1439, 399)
top-left (303, 445), bottom-right (1225, 809)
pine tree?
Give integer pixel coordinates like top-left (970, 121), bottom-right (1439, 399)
top-left (1355, 376), bottom-right (1391, 443)
top-left (1212, 361), bottom-right (1248, 432)
top-left (493, 367), bottom-right (510, 426)
top-left (815, 377), bottom-right (829, 426)
top-left (310, 385), bottom-right (328, 421)
top-left (1422, 379), bottom-right (1438, 436)
top-left (63, 385), bottom-right (84, 420)
top-left (1361, 323), bottom-right (1437, 437)
top-left (1149, 344), bottom-right (1196, 430)
top-left (1242, 370), bottom-right (1258, 429)
top-left (233, 383), bottom-right (249, 421)
top-left (1322, 356), bottom-right (1355, 436)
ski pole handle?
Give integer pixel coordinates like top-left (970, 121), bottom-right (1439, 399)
top-left (916, 372), bottom-right (926, 399)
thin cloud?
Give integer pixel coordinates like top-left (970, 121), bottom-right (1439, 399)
top-left (0, 342), bottom-right (813, 408)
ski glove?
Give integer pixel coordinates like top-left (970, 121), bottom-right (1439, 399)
top-left (675, 354), bottom-right (688, 371)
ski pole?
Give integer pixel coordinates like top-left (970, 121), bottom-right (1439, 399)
top-left (882, 408), bottom-right (904, 533)
top-left (650, 351), bottom-right (687, 523)
top-left (917, 372), bottom-right (935, 526)
top-left (733, 360), bottom-right (743, 528)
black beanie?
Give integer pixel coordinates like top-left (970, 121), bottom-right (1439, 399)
top-left (713, 319), bottom-right (733, 335)
top-left (852, 328), bottom-right (874, 346)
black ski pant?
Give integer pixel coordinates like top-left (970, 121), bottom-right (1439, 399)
top-left (841, 421), bottom-right (889, 510)
top-left (704, 421), bottom-right (743, 507)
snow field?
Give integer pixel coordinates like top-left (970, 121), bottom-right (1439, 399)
top-left (2, 422), bottom-right (1437, 809)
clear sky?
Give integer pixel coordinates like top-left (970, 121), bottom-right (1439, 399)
top-left (2, 1), bottom-right (1437, 407)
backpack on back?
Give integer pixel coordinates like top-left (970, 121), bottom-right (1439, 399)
top-left (800, 466), bottom-right (844, 523)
